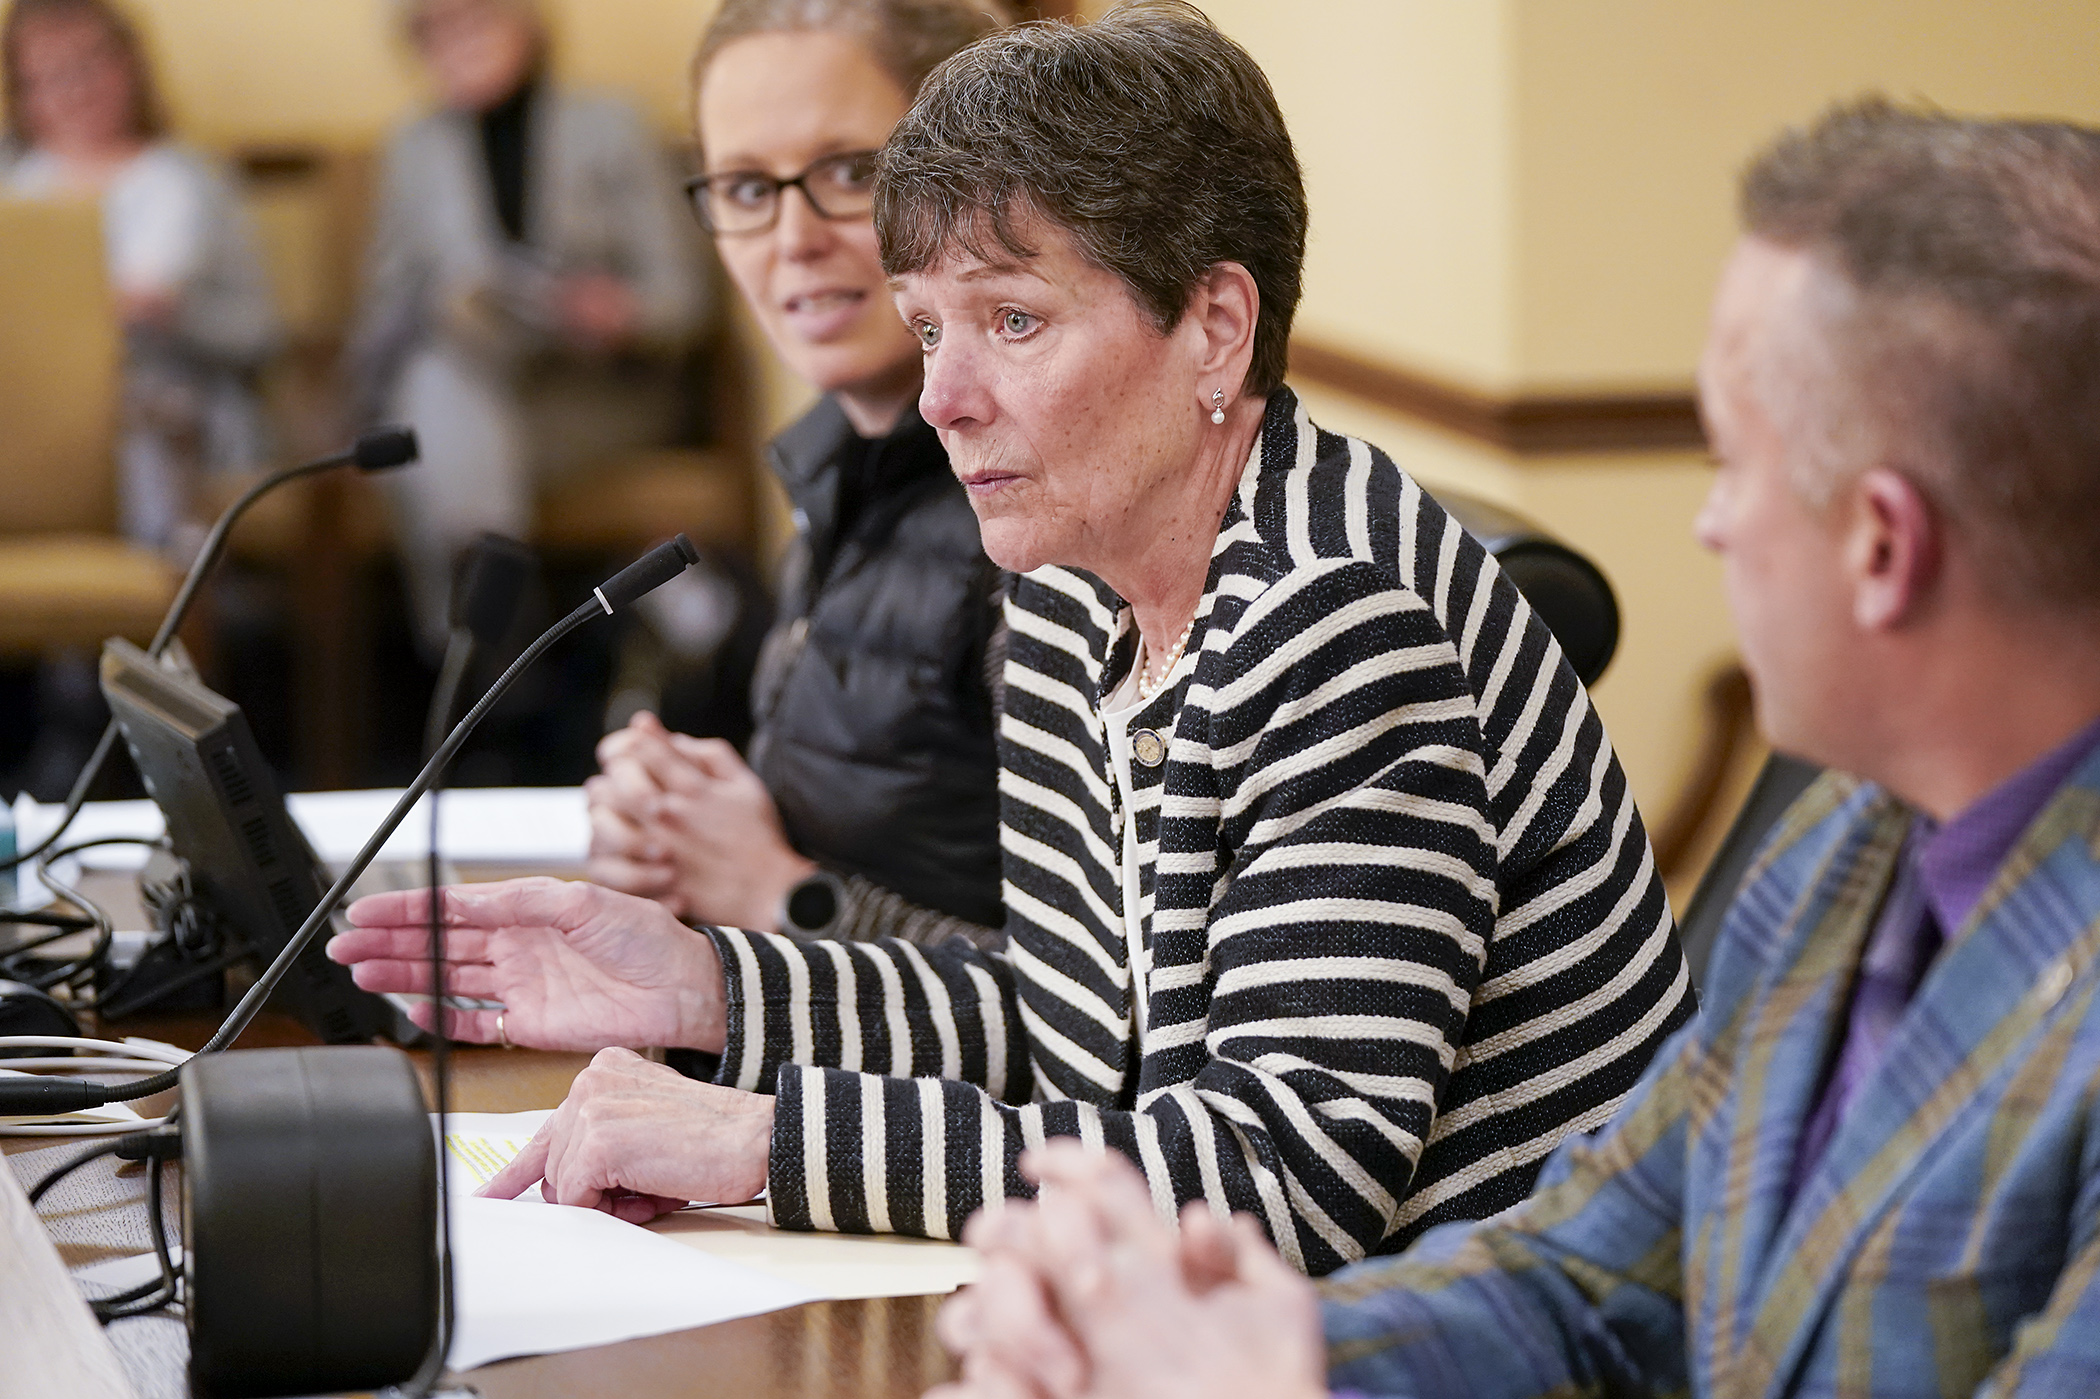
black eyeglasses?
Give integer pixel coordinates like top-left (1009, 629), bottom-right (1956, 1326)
top-left (685, 150), bottom-right (881, 235)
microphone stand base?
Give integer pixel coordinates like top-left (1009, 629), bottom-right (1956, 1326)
top-left (183, 1046), bottom-right (437, 1399)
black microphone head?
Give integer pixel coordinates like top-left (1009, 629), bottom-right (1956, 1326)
top-left (450, 534), bottom-right (536, 646)
top-left (353, 426), bottom-right (419, 472)
top-left (595, 534), bottom-right (701, 613)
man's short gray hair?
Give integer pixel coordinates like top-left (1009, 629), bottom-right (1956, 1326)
top-left (874, 0), bottom-right (1307, 395)
top-left (1742, 97), bottom-right (2100, 610)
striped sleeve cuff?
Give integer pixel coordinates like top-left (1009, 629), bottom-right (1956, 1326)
top-left (707, 924), bottom-right (1029, 1100)
top-left (708, 925), bottom-right (781, 1093)
top-left (766, 1065), bottom-right (1029, 1238)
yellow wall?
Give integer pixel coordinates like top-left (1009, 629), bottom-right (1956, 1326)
top-left (123, 0), bottom-right (721, 147)
top-left (1201, 1), bottom-right (1517, 391)
top-left (1183, 0), bottom-right (2100, 395)
top-left (1181, 1), bottom-right (2100, 849)
top-left (54, 0), bottom-right (2100, 855)
top-left (1512, 0), bottom-right (2100, 392)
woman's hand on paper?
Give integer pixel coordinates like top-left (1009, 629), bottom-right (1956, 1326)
top-left (325, 876), bottom-right (730, 1054)
top-left (478, 1047), bottom-right (772, 1222)
top-left (585, 710), bottom-right (815, 931)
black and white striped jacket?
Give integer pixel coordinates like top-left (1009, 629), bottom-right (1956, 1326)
top-left (709, 390), bottom-right (1693, 1275)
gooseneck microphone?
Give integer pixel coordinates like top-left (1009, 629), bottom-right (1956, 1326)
top-left (0, 427), bottom-right (422, 875)
top-left (0, 534), bottom-right (701, 1119)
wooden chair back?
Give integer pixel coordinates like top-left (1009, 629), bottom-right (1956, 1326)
top-left (0, 198), bottom-right (120, 535)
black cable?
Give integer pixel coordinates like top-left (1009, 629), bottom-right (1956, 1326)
top-left (0, 909), bottom-right (96, 930)
top-left (105, 1153), bottom-right (180, 1317)
top-left (0, 837), bottom-right (221, 1019)
top-left (43, 836), bottom-right (172, 863)
top-left (83, 1126), bottom-right (185, 1322)
top-left (19, 863), bottom-right (113, 995)
top-left (0, 916), bottom-right (98, 966)
top-left (1, 841), bottom-right (169, 988)
top-left (28, 1140), bottom-right (124, 1205)
top-left (29, 1135), bottom-right (181, 1320)
top-left (98, 1293), bottom-right (176, 1322)
top-left (92, 1165), bottom-right (179, 1321)
top-left (89, 1275), bottom-right (168, 1314)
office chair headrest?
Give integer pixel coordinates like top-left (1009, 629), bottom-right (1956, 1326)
top-left (1434, 490), bottom-right (1621, 687)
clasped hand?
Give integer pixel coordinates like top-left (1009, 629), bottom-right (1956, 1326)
top-left (930, 1145), bottom-right (1328, 1399)
top-left (585, 710), bottom-right (816, 929)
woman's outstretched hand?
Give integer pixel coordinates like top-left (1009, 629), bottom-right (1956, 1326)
top-left (325, 876), bottom-right (730, 1054)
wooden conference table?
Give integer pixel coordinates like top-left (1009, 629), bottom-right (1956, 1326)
top-left (6, 868), bottom-right (961, 1399)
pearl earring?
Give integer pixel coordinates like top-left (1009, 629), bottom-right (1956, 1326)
top-left (1210, 389), bottom-right (1226, 425)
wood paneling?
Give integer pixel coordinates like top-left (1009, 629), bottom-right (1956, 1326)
top-left (1289, 338), bottom-right (1706, 456)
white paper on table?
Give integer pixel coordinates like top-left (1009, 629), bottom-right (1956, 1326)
top-left (11, 788), bottom-right (589, 878)
top-left (448, 1195), bottom-right (820, 1370)
top-left (71, 1204), bottom-right (825, 1374)
top-left (288, 787), bottom-right (590, 866)
top-left (653, 1205), bottom-right (981, 1300)
top-left (12, 794), bottom-right (164, 874)
top-left (76, 1244), bottom-right (182, 1291)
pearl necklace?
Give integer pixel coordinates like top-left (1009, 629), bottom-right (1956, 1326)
top-left (1137, 615), bottom-right (1196, 703)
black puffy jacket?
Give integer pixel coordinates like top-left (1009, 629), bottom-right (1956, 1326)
top-left (745, 398), bottom-right (1005, 929)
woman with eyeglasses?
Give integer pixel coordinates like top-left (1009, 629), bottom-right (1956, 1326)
top-left (582, 0), bottom-right (1011, 948)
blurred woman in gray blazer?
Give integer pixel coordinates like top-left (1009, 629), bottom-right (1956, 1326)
top-left (350, 0), bottom-right (708, 646)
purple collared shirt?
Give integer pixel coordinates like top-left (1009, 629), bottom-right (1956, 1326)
top-left (1788, 712), bottom-right (2100, 1197)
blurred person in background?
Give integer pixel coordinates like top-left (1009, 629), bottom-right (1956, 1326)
top-left (584, 0), bottom-right (1010, 947)
top-left (0, 0), bottom-right (280, 556)
top-left (0, 0), bottom-right (278, 801)
top-left (349, 0), bottom-right (708, 651)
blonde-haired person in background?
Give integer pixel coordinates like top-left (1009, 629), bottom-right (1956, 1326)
top-left (583, 0), bottom-right (1013, 949)
top-left (348, 0), bottom-right (708, 651)
top-left (0, 0), bottom-right (279, 556)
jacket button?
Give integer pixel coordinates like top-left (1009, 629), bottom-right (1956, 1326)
top-left (1131, 729), bottom-right (1165, 767)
